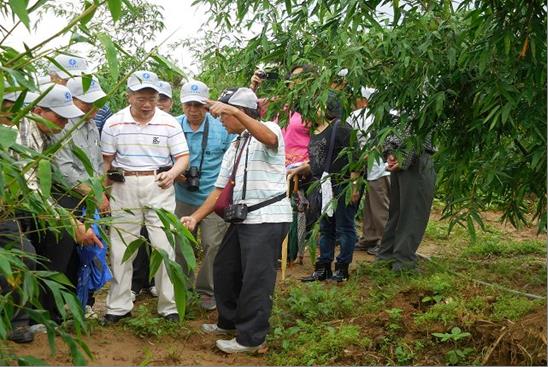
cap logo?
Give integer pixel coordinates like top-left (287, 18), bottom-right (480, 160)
top-left (64, 91), bottom-right (72, 101)
top-left (68, 58), bottom-right (77, 66)
top-left (142, 72), bottom-right (150, 80)
top-left (191, 84), bottom-right (199, 92)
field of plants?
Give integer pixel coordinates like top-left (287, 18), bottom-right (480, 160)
top-left (4, 206), bottom-right (546, 365)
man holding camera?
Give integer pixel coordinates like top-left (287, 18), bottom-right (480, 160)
top-left (174, 80), bottom-right (235, 311)
top-left (101, 70), bottom-right (189, 323)
top-left (180, 87), bottom-right (292, 353)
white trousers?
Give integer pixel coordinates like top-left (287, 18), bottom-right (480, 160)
top-left (106, 176), bottom-right (177, 316)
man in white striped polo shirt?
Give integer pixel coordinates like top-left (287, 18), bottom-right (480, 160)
top-left (101, 70), bottom-right (189, 324)
top-left (181, 87), bottom-right (292, 353)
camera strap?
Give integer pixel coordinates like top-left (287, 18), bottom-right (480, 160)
top-left (230, 132), bottom-right (250, 182)
top-left (198, 117), bottom-right (210, 173)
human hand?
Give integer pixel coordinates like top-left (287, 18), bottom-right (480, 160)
top-left (207, 100), bottom-right (239, 119)
top-left (250, 71), bottom-right (264, 91)
top-left (99, 193), bottom-right (110, 214)
top-left (75, 222), bottom-right (103, 248)
top-left (180, 216), bottom-right (197, 232)
top-left (156, 170), bottom-right (176, 189)
top-left (386, 154), bottom-right (400, 172)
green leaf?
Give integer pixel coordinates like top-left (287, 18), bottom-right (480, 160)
top-left (106, 0), bottom-right (122, 21)
top-left (71, 145), bottom-right (94, 176)
top-left (121, 237), bottom-right (145, 263)
top-left (81, 74), bottom-right (93, 93)
top-left (38, 160), bottom-right (52, 199)
top-left (80, 0), bottom-right (97, 26)
top-left (97, 33), bottom-right (119, 80)
top-left (17, 356), bottom-right (48, 366)
top-left (0, 125), bottom-right (18, 150)
top-left (148, 249), bottom-right (163, 282)
top-left (8, 0), bottom-right (30, 29)
top-left (151, 53), bottom-right (185, 77)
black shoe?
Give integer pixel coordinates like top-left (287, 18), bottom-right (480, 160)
top-left (367, 245), bottom-right (381, 256)
top-left (301, 262), bottom-right (332, 282)
top-left (356, 239), bottom-right (378, 251)
top-left (8, 326), bottom-right (34, 344)
top-left (164, 313), bottom-right (180, 322)
top-left (100, 312), bottom-right (131, 326)
top-left (331, 262), bottom-right (350, 282)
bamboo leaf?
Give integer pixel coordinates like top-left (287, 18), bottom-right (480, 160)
top-left (122, 237), bottom-right (145, 263)
top-left (106, 0), bottom-right (122, 22)
top-left (8, 0), bottom-right (30, 29)
top-left (97, 33), bottom-right (119, 80)
top-left (148, 249), bottom-right (163, 282)
top-left (0, 125), bottom-right (18, 150)
top-left (71, 144), bottom-right (94, 176)
top-left (38, 159), bottom-right (52, 199)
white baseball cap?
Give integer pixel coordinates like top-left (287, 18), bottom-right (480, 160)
top-left (360, 86), bottom-right (376, 100)
top-left (37, 84), bottom-right (84, 118)
top-left (49, 54), bottom-right (90, 79)
top-left (67, 76), bottom-right (106, 104)
top-left (37, 76), bottom-right (52, 86)
top-left (157, 81), bottom-right (173, 98)
top-left (127, 70), bottom-right (160, 92)
top-left (4, 90), bottom-right (39, 104)
top-left (218, 87), bottom-right (258, 110)
top-left (180, 80), bottom-right (209, 104)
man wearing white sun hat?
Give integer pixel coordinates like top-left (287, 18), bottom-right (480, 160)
top-left (101, 70), bottom-right (189, 324)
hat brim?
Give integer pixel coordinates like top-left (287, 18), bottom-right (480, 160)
top-left (159, 92), bottom-right (173, 99)
top-left (51, 104), bottom-right (84, 119)
top-left (76, 90), bottom-right (106, 104)
top-left (128, 83), bottom-right (160, 92)
top-left (180, 95), bottom-right (207, 104)
top-left (55, 70), bottom-right (87, 80)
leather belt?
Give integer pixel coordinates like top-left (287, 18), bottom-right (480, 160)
top-left (123, 170), bottom-right (156, 176)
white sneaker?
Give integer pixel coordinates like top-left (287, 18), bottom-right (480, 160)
top-left (216, 338), bottom-right (264, 354)
top-left (29, 324), bottom-right (47, 334)
top-left (200, 323), bottom-right (236, 335)
top-left (149, 286), bottom-right (158, 297)
top-left (84, 305), bottom-right (98, 319)
top-left (131, 290), bottom-right (137, 302)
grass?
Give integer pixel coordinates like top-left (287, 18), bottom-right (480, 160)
top-left (266, 210), bottom-right (546, 365)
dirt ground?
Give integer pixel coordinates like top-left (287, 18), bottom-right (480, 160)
top-left (5, 210), bottom-right (545, 365)
top-left (7, 251), bottom-right (372, 366)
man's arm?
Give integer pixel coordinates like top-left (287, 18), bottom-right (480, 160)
top-left (180, 187), bottom-right (222, 232)
top-left (208, 101), bottom-right (278, 149)
top-left (156, 153), bottom-right (189, 189)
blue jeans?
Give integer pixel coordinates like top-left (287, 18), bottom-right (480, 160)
top-left (318, 186), bottom-right (357, 265)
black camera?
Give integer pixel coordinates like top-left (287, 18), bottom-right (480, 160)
top-left (107, 168), bottom-right (125, 183)
top-left (256, 69), bottom-right (279, 81)
top-left (185, 166), bottom-right (200, 192)
top-left (223, 204), bottom-right (248, 223)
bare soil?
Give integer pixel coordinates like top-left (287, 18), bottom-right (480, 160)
top-left (4, 211), bottom-right (546, 365)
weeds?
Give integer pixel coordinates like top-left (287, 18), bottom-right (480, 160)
top-left (491, 295), bottom-right (543, 321)
top-left (123, 304), bottom-right (191, 339)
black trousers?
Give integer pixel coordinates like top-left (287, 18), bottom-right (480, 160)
top-left (131, 227), bottom-right (153, 293)
top-left (214, 222), bottom-right (289, 347)
top-left (377, 153), bottom-right (436, 267)
top-left (29, 195), bottom-right (81, 322)
top-left (0, 220), bottom-right (35, 327)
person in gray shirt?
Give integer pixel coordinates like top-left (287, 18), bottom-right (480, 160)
top-left (50, 76), bottom-right (110, 213)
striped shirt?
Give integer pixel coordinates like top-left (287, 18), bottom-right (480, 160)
top-left (215, 121), bottom-right (292, 224)
top-left (101, 106), bottom-right (188, 170)
top-left (93, 104), bottom-right (113, 135)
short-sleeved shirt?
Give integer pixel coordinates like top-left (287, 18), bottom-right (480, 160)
top-left (101, 106), bottom-right (188, 170)
top-left (50, 119), bottom-right (103, 188)
top-left (94, 104), bottom-right (113, 135)
top-left (175, 113), bottom-right (235, 206)
top-left (308, 121), bottom-right (354, 183)
top-left (215, 121), bottom-right (292, 224)
top-left (346, 108), bottom-right (390, 181)
top-left (282, 111), bottom-right (310, 166)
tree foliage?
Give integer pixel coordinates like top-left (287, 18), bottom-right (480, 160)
top-left (0, 0), bottom-right (194, 363)
top-left (195, 0), bottom-right (547, 233)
